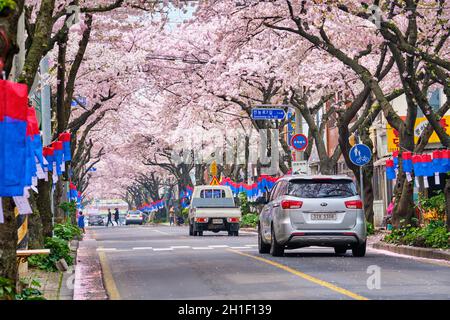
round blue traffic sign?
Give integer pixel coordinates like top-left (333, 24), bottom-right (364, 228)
top-left (349, 144), bottom-right (372, 166)
top-left (291, 134), bottom-right (308, 151)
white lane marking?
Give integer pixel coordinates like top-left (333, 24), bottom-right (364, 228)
top-left (192, 247), bottom-right (214, 250)
top-left (153, 248), bottom-right (174, 251)
top-left (152, 230), bottom-right (171, 235)
top-left (97, 248), bottom-right (117, 251)
top-left (170, 246), bottom-right (191, 249)
top-left (132, 247), bottom-right (153, 250)
top-left (245, 244), bottom-right (258, 247)
top-left (208, 245), bottom-right (229, 248)
top-left (230, 247), bottom-right (253, 249)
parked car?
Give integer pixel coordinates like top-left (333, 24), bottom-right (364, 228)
top-left (88, 215), bottom-right (104, 226)
top-left (125, 210), bottom-right (144, 225)
top-left (188, 185), bottom-right (241, 236)
top-left (258, 175), bottom-right (367, 257)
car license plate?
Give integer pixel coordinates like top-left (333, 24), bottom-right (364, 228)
top-left (311, 213), bottom-right (336, 221)
top-left (212, 219), bottom-right (223, 224)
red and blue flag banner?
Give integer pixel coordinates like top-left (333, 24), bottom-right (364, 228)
top-left (52, 141), bottom-right (64, 176)
top-left (43, 146), bottom-right (55, 172)
top-left (139, 199), bottom-right (166, 212)
top-left (386, 150), bottom-right (450, 186)
top-left (220, 175), bottom-right (279, 199)
top-left (0, 80), bottom-right (29, 197)
top-left (26, 106), bottom-right (44, 171)
top-left (68, 182), bottom-right (78, 201)
top-left (59, 132), bottom-right (71, 162)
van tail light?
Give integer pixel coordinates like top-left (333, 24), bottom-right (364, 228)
top-left (195, 217), bottom-right (208, 223)
top-left (281, 200), bottom-right (303, 209)
top-left (345, 200), bottom-right (363, 209)
top-left (227, 217), bottom-right (240, 223)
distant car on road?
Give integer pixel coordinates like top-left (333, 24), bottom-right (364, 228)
top-left (88, 215), bottom-right (104, 226)
top-left (258, 175), bottom-right (367, 257)
top-left (125, 210), bottom-right (144, 225)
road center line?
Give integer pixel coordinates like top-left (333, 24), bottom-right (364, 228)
top-left (153, 248), bottom-right (174, 251)
top-left (227, 249), bottom-right (369, 301)
top-left (208, 245), bottom-right (229, 248)
top-left (192, 247), bottom-right (213, 250)
top-left (132, 247), bottom-right (153, 250)
top-left (170, 246), bottom-right (191, 249)
top-left (98, 251), bottom-right (121, 300)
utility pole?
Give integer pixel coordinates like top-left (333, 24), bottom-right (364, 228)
top-left (294, 109), bottom-right (303, 162)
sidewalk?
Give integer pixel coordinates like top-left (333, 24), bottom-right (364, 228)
top-left (26, 269), bottom-right (62, 300)
top-left (73, 230), bottom-right (108, 300)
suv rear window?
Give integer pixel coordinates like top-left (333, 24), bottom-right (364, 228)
top-left (287, 179), bottom-right (357, 198)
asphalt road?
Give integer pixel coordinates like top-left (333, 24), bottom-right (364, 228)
top-left (88, 225), bottom-right (450, 300)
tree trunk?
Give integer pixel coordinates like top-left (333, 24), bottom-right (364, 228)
top-left (445, 178), bottom-right (450, 231)
top-left (337, 116), bottom-right (375, 223)
top-left (53, 180), bottom-right (65, 224)
top-left (392, 128), bottom-right (416, 227)
top-left (37, 178), bottom-right (53, 238)
top-left (0, 198), bottom-right (18, 283)
top-left (28, 192), bottom-right (44, 249)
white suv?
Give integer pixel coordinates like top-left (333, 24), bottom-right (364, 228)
top-left (258, 175), bottom-right (367, 257)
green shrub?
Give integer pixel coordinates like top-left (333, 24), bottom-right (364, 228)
top-left (366, 222), bottom-right (375, 235)
top-left (0, 277), bottom-right (15, 300)
top-left (238, 192), bottom-right (251, 215)
top-left (16, 279), bottom-right (45, 300)
top-left (240, 213), bottom-right (259, 228)
top-left (0, 0), bottom-right (16, 12)
top-left (29, 237), bottom-right (73, 271)
top-left (0, 277), bottom-right (46, 300)
top-left (384, 221), bottom-right (449, 249)
top-left (54, 222), bottom-right (82, 241)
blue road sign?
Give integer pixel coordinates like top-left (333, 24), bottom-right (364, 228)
top-left (251, 108), bottom-right (286, 120)
top-left (291, 134), bottom-right (308, 151)
top-left (349, 144), bottom-right (372, 166)
top-left (71, 96), bottom-right (87, 107)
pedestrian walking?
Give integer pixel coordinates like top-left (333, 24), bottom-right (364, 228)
top-left (106, 208), bottom-right (114, 227)
top-left (114, 208), bottom-right (120, 226)
top-left (383, 196), bottom-right (395, 230)
top-left (169, 207), bottom-right (175, 226)
top-left (78, 211), bottom-right (85, 234)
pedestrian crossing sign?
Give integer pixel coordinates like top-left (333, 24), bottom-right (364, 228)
top-left (210, 176), bottom-right (220, 186)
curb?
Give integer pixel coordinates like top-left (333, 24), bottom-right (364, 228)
top-left (240, 227), bottom-right (257, 233)
top-left (372, 242), bottom-right (450, 261)
top-left (73, 232), bottom-right (108, 300)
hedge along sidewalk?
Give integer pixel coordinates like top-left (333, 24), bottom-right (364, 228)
top-left (25, 239), bottom-right (79, 300)
top-left (371, 242), bottom-right (450, 261)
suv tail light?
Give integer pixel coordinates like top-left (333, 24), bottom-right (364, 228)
top-left (195, 217), bottom-right (208, 223)
top-left (227, 217), bottom-right (240, 223)
top-left (345, 200), bottom-right (363, 209)
top-left (281, 200), bottom-right (303, 209)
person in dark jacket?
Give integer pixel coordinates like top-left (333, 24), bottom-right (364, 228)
top-left (106, 208), bottom-right (114, 227)
top-left (114, 208), bottom-right (120, 226)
